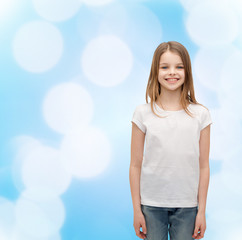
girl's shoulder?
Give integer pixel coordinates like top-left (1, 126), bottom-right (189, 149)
top-left (132, 103), bottom-right (153, 120)
top-left (189, 102), bottom-right (210, 112)
top-left (189, 103), bottom-right (211, 119)
top-left (134, 103), bottom-right (151, 112)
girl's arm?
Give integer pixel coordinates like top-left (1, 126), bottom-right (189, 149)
top-left (198, 124), bottom-right (211, 214)
top-left (193, 124), bottom-right (211, 239)
top-left (129, 123), bottom-right (145, 213)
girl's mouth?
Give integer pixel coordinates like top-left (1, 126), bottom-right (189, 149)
top-left (165, 78), bottom-right (179, 82)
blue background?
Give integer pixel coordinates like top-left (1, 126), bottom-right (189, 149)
top-left (1, 0), bottom-right (242, 239)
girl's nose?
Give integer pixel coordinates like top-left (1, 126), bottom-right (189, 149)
top-left (169, 68), bottom-right (176, 74)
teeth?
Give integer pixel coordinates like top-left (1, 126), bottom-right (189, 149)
top-left (166, 78), bottom-right (178, 81)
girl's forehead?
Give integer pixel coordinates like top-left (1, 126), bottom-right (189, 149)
top-left (159, 51), bottom-right (182, 63)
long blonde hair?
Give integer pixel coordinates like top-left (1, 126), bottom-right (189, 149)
top-left (145, 41), bottom-right (206, 118)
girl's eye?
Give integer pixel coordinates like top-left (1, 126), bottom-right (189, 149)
top-left (160, 66), bottom-right (184, 69)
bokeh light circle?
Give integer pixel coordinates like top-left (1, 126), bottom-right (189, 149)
top-left (193, 45), bottom-right (237, 90)
top-left (21, 144), bottom-right (72, 196)
top-left (43, 82), bottom-right (94, 134)
top-left (0, 197), bottom-right (15, 238)
top-left (13, 21), bottom-right (63, 72)
top-left (15, 189), bottom-right (65, 238)
top-left (60, 126), bottom-right (111, 178)
top-left (11, 136), bottom-right (42, 193)
top-left (81, 34), bottom-right (133, 87)
top-left (185, 1), bottom-right (238, 46)
top-left (124, 3), bottom-right (162, 57)
top-left (32, 0), bottom-right (81, 22)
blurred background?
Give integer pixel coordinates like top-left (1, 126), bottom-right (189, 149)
top-left (1, 0), bottom-right (242, 239)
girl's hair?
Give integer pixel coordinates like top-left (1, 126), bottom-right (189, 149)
top-left (145, 41), bottom-right (207, 118)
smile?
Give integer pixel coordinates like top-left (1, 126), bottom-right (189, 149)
top-left (165, 78), bottom-right (179, 82)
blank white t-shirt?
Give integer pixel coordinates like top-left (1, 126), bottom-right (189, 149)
top-left (131, 102), bottom-right (213, 208)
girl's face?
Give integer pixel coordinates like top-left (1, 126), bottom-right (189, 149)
top-left (158, 50), bottom-right (185, 92)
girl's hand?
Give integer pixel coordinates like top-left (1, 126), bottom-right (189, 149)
top-left (133, 210), bottom-right (147, 239)
top-left (192, 211), bottom-right (206, 239)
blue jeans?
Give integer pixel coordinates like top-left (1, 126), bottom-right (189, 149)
top-left (141, 204), bottom-right (198, 240)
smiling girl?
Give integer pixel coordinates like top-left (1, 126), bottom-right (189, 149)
top-left (129, 41), bottom-right (213, 240)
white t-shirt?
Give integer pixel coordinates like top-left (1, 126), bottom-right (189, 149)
top-left (131, 102), bottom-right (213, 208)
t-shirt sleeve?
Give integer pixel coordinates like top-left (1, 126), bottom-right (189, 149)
top-left (200, 107), bottom-right (213, 131)
top-left (131, 105), bottom-right (146, 134)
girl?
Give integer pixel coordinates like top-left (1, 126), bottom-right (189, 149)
top-left (129, 41), bottom-right (212, 240)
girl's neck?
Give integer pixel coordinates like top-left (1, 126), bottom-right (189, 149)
top-left (157, 93), bottom-right (182, 111)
